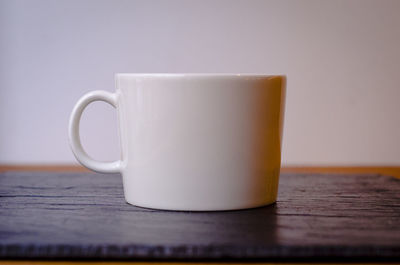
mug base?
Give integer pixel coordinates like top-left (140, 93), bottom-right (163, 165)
top-left (124, 198), bottom-right (277, 212)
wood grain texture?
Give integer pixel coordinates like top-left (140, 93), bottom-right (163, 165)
top-left (0, 171), bottom-right (399, 262)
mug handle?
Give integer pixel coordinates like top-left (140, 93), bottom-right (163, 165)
top-left (68, 90), bottom-right (121, 173)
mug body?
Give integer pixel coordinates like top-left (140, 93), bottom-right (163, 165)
top-left (115, 74), bottom-right (285, 211)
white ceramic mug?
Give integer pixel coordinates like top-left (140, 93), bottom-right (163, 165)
top-left (69, 74), bottom-right (286, 211)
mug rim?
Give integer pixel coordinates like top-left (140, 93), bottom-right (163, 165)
top-left (115, 73), bottom-right (286, 79)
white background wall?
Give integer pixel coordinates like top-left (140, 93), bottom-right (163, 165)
top-left (1, 0), bottom-right (400, 166)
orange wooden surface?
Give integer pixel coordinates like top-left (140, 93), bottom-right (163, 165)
top-left (1, 165), bottom-right (400, 178)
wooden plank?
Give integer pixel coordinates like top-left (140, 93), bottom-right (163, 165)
top-left (0, 171), bottom-right (399, 261)
top-left (0, 165), bottom-right (89, 173)
top-left (281, 166), bottom-right (400, 179)
top-left (1, 165), bottom-right (400, 178)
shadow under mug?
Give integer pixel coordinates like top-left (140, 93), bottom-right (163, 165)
top-left (68, 74), bottom-right (286, 211)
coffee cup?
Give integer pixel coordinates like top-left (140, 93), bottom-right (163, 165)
top-left (68, 74), bottom-right (286, 211)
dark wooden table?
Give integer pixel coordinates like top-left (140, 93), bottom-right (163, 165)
top-left (1, 166), bottom-right (400, 265)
